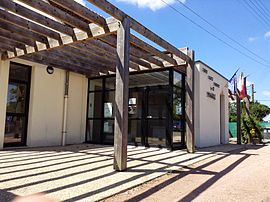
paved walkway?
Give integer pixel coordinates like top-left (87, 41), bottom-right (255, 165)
top-left (105, 144), bottom-right (270, 202)
top-left (0, 144), bottom-right (244, 202)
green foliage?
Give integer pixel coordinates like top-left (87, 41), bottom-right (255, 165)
top-left (250, 101), bottom-right (270, 122)
top-left (229, 102), bottom-right (237, 122)
top-left (241, 115), bottom-right (263, 143)
top-left (229, 100), bottom-right (268, 143)
top-left (229, 101), bottom-right (270, 122)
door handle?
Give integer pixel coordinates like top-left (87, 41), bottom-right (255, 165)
top-left (147, 116), bottom-right (152, 119)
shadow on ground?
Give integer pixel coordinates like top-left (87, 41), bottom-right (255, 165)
top-left (0, 144), bottom-right (265, 201)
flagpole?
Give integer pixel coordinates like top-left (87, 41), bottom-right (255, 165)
top-left (236, 91), bottom-right (242, 145)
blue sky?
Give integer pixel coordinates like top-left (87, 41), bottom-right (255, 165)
top-left (81, 0), bottom-right (270, 112)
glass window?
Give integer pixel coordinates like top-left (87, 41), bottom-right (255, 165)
top-left (9, 63), bottom-right (30, 82)
top-left (148, 90), bottom-right (168, 119)
top-left (88, 92), bottom-right (102, 118)
top-left (147, 120), bottom-right (166, 147)
top-left (129, 91), bottom-right (143, 119)
top-left (6, 83), bottom-right (27, 114)
top-left (103, 120), bottom-right (114, 144)
top-left (104, 91), bottom-right (115, 118)
top-left (86, 119), bottom-right (102, 143)
top-left (129, 71), bottom-right (169, 88)
top-left (105, 77), bottom-right (115, 90)
top-left (128, 120), bottom-right (142, 145)
top-left (4, 116), bottom-right (25, 144)
top-left (89, 79), bottom-right (103, 92)
top-left (173, 120), bottom-right (185, 143)
top-left (174, 71), bottom-right (183, 88)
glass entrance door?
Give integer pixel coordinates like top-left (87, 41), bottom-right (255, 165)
top-left (4, 63), bottom-right (31, 147)
top-left (128, 86), bottom-right (169, 148)
top-left (145, 87), bottom-right (169, 147)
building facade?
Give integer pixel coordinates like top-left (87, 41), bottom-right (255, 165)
top-left (0, 58), bottom-right (229, 150)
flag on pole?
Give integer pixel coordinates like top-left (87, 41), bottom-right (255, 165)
top-left (228, 68), bottom-right (239, 97)
top-left (237, 72), bottom-right (248, 100)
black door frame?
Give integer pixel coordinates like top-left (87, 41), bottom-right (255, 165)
top-left (85, 68), bottom-right (186, 150)
top-left (4, 62), bottom-right (32, 147)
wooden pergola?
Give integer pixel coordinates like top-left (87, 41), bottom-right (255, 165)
top-left (0, 0), bottom-right (195, 171)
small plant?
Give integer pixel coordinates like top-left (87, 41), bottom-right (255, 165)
top-left (241, 115), bottom-right (263, 144)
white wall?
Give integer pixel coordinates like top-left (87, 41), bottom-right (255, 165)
top-left (194, 61), bottom-right (229, 148)
top-left (66, 72), bottom-right (88, 144)
top-left (0, 59), bottom-right (10, 149)
top-left (5, 58), bottom-right (88, 148)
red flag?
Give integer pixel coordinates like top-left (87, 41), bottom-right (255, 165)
top-left (237, 73), bottom-right (247, 99)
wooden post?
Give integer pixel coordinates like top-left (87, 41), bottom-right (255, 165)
top-left (237, 94), bottom-right (242, 145)
top-left (186, 50), bottom-right (195, 153)
top-left (113, 17), bottom-right (130, 171)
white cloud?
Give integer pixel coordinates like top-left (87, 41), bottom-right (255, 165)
top-left (248, 37), bottom-right (257, 42)
top-left (74, 0), bottom-right (87, 6)
top-left (263, 91), bottom-right (270, 98)
top-left (264, 31), bottom-right (270, 38)
top-left (117, 0), bottom-right (186, 11)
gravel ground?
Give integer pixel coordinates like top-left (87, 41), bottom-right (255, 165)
top-left (0, 144), bottom-right (244, 202)
top-left (103, 144), bottom-right (270, 202)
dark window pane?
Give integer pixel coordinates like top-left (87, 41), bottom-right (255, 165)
top-left (173, 97), bottom-right (183, 119)
top-left (173, 88), bottom-right (183, 119)
top-left (174, 71), bottom-right (183, 88)
top-left (4, 116), bottom-right (25, 144)
top-left (128, 120), bottom-right (142, 145)
top-left (173, 120), bottom-right (185, 143)
top-left (105, 77), bottom-right (115, 90)
top-left (104, 91), bottom-right (115, 118)
top-left (147, 120), bottom-right (166, 147)
top-left (86, 119), bottom-right (102, 143)
top-left (9, 63), bottom-right (30, 82)
top-left (148, 90), bottom-right (168, 119)
top-left (6, 83), bottom-right (27, 114)
top-left (88, 92), bottom-right (102, 118)
top-left (129, 71), bottom-right (169, 88)
top-left (89, 79), bottom-right (103, 91)
top-left (129, 91), bottom-right (143, 119)
top-left (103, 119), bottom-right (114, 144)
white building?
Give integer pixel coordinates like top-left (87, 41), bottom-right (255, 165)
top-left (0, 58), bottom-right (229, 150)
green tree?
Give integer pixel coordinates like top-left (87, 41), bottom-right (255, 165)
top-left (250, 101), bottom-right (270, 121)
top-left (229, 102), bottom-right (237, 122)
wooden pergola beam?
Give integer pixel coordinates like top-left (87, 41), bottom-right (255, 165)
top-left (0, 0), bottom-right (76, 38)
top-left (53, 49), bottom-right (115, 72)
top-left (19, 0), bottom-right (91, 34)
top-left (0, 9), bottom-right (62, 43)
top-left (64, 45), bottom-right (116, 68)
top-left (130, 35), bottom-right (177, 65)
top-left (0, 28), bottom-right (36, 48)
top-left (0, 19), bottom-right (49, 48)
top-left (100, 35), bottom-right (164, 67)
top-left (86, 0), bottom-right (191, 62)
top-left (85, 39), bottom-right (141, 70)
top-left (0, 43), bottom-right (17, 53)
top-left (48, 0), bottom-right (109, 29)
top-left (20, 53), bottom-right (98, 76)
top-left (41, 50), bottom-right (110, 74)
top-left (0, 36), bottom-right (27, 52)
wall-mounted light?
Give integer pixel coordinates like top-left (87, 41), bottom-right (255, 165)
top-left (46, 65), bottom-right (54, 74)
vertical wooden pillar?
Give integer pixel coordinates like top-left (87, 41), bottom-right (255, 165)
top-left (236, 95), bottom-right (241, 145)
top-left (114, 18), bottom-right (130, 171)
top-left (186, 50), bottom-right (195, 153)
